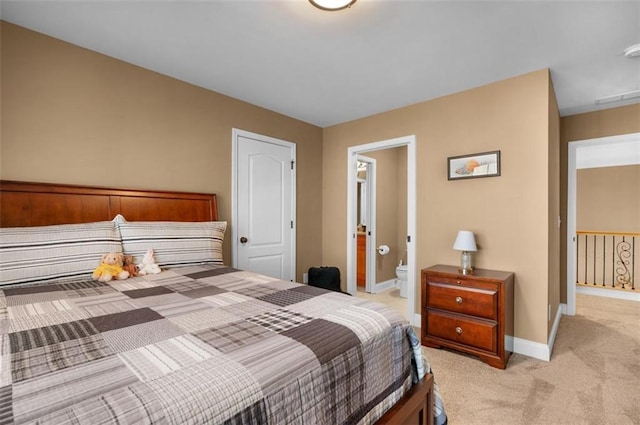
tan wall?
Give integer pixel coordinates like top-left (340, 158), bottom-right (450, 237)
top-left (547, 78), bottom-right (561, 335)
top-left (0, 22), bottom-right (324, 281)
top-left (323, 69), bottom-right (554, 344)
top-left (577, 165), bottom-right (640, 233)
top-left (560, 104), bottom-right (640, 303)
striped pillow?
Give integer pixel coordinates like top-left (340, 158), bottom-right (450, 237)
top-left (0, 221), bottom-right (122, 286)
top-left (116, 219), bottom-right (227, 267)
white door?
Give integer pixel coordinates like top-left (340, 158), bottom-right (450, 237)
top-left (232, 129), bottom-right (296, 281)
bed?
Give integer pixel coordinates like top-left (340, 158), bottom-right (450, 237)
top-left (0, 180), bottom-right (445, 425)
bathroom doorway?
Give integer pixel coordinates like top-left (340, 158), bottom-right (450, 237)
top-left (356, 155), bottom-right (375, 290)
top-left (346, 135), bottom-right (417, 325)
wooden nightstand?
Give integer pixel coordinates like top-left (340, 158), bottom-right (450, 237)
top-left (421, 265), bottom-right (514, 369)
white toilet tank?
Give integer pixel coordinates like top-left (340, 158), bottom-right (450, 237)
top-left (396, 264), bottom-right (408, 298)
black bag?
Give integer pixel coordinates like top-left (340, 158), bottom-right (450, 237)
top-left (308, 266), bottom-right (342, 293)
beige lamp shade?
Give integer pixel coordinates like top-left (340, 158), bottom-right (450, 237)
top-left (453, 230), bottom-right (477, 252)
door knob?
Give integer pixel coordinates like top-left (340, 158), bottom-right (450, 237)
top-left (240, 236), bottom-right (248, 243)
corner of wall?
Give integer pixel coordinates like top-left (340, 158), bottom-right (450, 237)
top-left (506, 303), bottom-right (563, 362)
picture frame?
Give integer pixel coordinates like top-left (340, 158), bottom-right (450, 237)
top-left (448, 150), bottom-right (501, 180)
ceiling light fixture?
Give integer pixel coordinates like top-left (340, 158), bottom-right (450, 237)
top-left (309, 0), bottom-right (357, 11)
top-left (624, 43), bottom-right (640, 58)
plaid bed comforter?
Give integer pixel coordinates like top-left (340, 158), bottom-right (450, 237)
top-left (1, 264), bottom-right (426, 424)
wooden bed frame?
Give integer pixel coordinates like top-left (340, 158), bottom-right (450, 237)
top-left (0, 180), bottom-right (433, 425)
top-left (0, 180), bottom-right (218, 226)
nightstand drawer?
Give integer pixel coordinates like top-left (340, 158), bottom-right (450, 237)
top-left (426, 281), bottom-right (498, 320)
top-left (426, 310), bottom-right (497, 353)
top-left (426, 273), bottom-right (498, 291)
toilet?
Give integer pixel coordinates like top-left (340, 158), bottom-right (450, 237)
top-left (395, 263), bottom-right (408, 298)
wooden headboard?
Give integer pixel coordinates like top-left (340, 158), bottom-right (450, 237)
top-left (0, 181), bottom-right (219, 227)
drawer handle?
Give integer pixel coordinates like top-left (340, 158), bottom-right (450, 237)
top-left (456, 280), bottom-right (462, 284)
top-left (455, 296), bottom-right (463, 304)
top-left (455, 326), bottom-right (463, 335)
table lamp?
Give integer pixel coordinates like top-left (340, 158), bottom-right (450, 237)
top-left (453, 230), bottom-right (477, 275)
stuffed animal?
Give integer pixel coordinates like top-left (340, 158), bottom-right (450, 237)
top-left (122, 255), bottom-right (138, 277)
top-left (137, 249), bottom-right (161, 275)
top-left (92, 252), bottom-right (130, 282)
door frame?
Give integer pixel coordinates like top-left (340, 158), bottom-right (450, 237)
top-left (356, 155), bottom-right (376, 293)
top-left (231, 128), bottom-right (296, 280)
top-left (346, 135), bottom-right (417, 325)
top-left (567, 132), bottom-right (640, 314)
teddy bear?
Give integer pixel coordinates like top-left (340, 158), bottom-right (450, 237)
top-left (92, 252), bottom-right (130, 282)
top-left (136, 248), bottom-right (161, 275)
top-left (122, 255), bottom-right (138, 278)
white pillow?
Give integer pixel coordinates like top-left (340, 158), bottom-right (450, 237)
top-left (0, 221), bottom-right (122, 286)
top-left (115, 217), bottom-right (227, 267)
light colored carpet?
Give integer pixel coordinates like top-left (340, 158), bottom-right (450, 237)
top-left (422, 293), bottom-right (640, 424)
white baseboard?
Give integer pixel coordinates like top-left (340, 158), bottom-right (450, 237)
top-left (507, 303), bottom-right (564, 361)
top-left (547, 303), bottom-right (564, 358)
top-left (371, 279), bottom-right (397, 294)
top-left (417, 303), bottom-right (566, 362)
top-left (576, 285), bottom-right (640, 302)
top-left (506, 336), bottom-right (549, 360)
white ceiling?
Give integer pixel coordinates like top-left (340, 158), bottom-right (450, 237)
top-left (2, 0), bottom-right (639, 127)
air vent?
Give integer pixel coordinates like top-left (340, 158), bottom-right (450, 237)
top-left (595, 90), bottom-right (640, 105)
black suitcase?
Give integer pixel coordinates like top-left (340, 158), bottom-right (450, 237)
top-left (308, 266), bottom-right (342, 293)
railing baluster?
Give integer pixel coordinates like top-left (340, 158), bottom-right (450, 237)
top-left (593, 234), bottom-right (597, 286)
top-left (612, 235), bottom-right (615, 286)
top-left (633, 237), bottom-right (636, 290)
top-left (602, 235), bottom-right (606, 286)
top-left (576, 234), bottom-right (579, 284)
top-left (622, 236), bottom-right (626, 289)
top-left (585, 234), bottom-right (588, 284)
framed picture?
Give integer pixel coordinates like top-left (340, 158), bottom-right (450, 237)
top-left (448, 150), bottom-right (501, 180)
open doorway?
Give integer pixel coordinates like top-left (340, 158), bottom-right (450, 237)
top-left (355, 155), bottom-right (375, 292)
top-left (346, 135), bottom-right (417, 325)
top-left (567, 132), bottom-right (640, 315)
